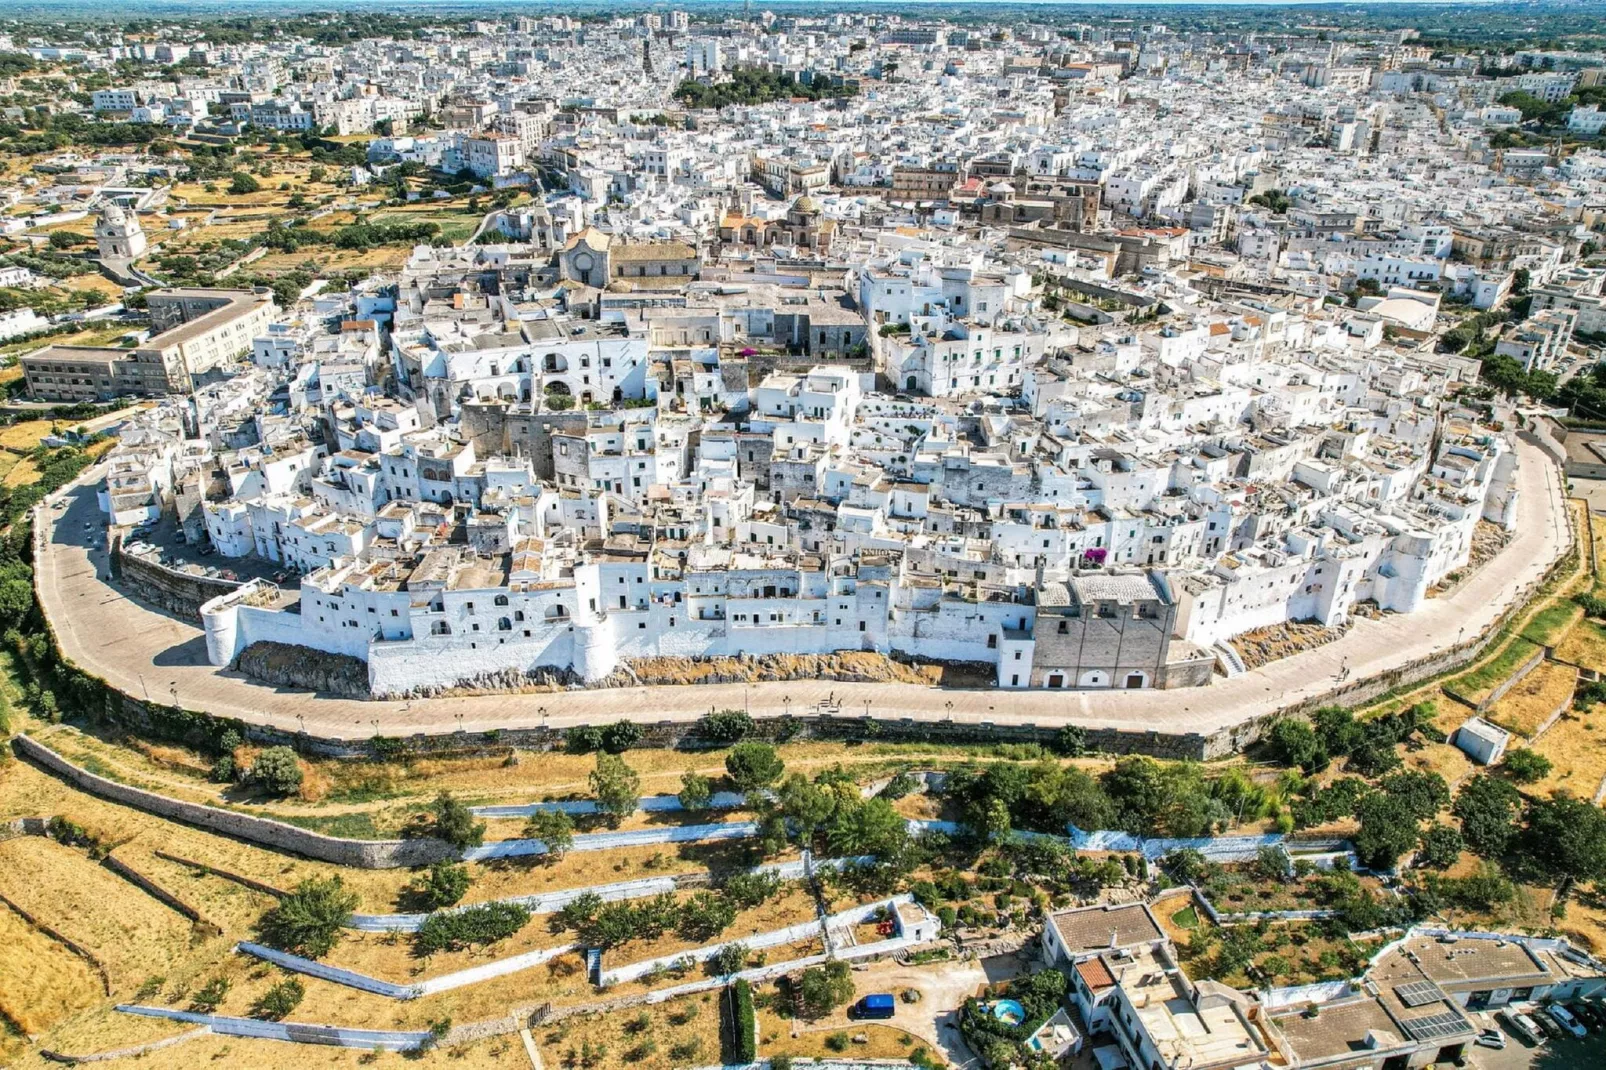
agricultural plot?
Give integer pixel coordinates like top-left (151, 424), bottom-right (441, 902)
top-left (1483, 660), bottom-right (1577, 738)
top-left (1445, 636), bottom-right (1541, 706)
top-left (0, 836), bottom-right (200, 985)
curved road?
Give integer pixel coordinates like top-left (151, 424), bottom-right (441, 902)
top-left (33, 438), bottom-right (1568, 743)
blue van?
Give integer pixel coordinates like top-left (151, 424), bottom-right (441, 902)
top-left (855, 994), bottom-right (896, 1020)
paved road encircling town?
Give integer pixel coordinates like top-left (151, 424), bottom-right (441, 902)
top-left (33, 438), bottom-right (1568, 742)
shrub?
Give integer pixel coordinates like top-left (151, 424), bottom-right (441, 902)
top-left (229, 171), bottom-right (262, 194)
top-left (253, 977), bottom-right (305, 1020)
top-left (190, 976), bottom-right (230, 1012)
top-left (415, 902), bottom-right (531, 954)
top-left (259, 876), bottom-right (359, 958)
top-left (412, 861), bottom-right (471, 909)
top-left (702, 708), bottom-right (754, 742)
top-left (729, 979), bottom-right (757, 1062)
top-left (247, 746), bottom-right (303, 796)
top-left (794, 960), bottom-right (855, 1018)
top-left (825, 1032), bottom-right (849, 1053)
top-left (430, 791), bottom-right (485, 850)
top-left (1502, 747), bottom-right (1552, 784)
top-left (721, 870), bottom-right (781, 908)
top-left (600, 720), bottom-right (643, 753)
top-left (677, 891), bottom-right (736, 941)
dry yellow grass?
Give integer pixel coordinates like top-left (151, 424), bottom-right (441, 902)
top-left (0, 419), bottom-right (53, 450)
top-left (58, 274), bottom-right (125, 300)
top-left (1484, 661), bottom-right (1577, 738)
top-left (0, 903), bottom-right (101, 1034)
top-left (1398, 741), bottom-right (1475, 787)
top-left (537, 990), bottom-right (726, 1070)
top-left (1526, 705), bottom-right (1606, 800)
top-left (3, 455), bottom-right (38, 487)
top-left (0, 837), bottom-right (200, 986)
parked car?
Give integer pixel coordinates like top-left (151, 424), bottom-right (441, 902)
top-left (1545, 1005), bottom-right (1587, 1038)
top-left (852, 994), bottom-right (896, 1020)
top-left (1568, 1002), bottom-right (1601, 1030)
top-left (1475, 1029), bottom-right (1505, 1050)
top-left (1500, 1010), bottom-right (1544, 1045)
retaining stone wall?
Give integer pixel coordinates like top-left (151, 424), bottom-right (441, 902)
top-left (15, 735), bottom-right (451, 869)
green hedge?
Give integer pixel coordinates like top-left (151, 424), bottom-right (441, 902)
top-left (729, 979), bottom-right (756, 1064)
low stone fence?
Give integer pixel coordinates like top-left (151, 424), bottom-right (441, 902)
top-left (40, 1026), bottom-right (212, 1064)
top-left (0, 888), bottom-right (112, 994)
top-left (102, 852), bottom-right (223, 935)
top-left (1442, 644), bottom-right (1548, 713)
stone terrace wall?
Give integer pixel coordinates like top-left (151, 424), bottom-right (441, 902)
top-left (14, 735), bottom-right (451, 869)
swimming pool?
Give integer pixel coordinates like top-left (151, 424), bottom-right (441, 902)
top-left (991, 999), bottom-right (1026, 1026)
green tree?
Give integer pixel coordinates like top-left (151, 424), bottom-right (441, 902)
top-left (701, 709), bottom-right (753, 742)
top-left (678, 771), bottom-right (715, 811)
top-left (1453, 775), bottom-right (1523, 858)
top-left (1265, 719), bottom-right (1327, 772)
top-left (826, 797), bottom-right (909, 858)
top-left (795, 960), bottom-right (855, 1018)
top-left (229, 171), bottom-right (262, 195)
top-left (430, 791), bottom-right (486, 850)
top-left (1378, 770), bottom-right (1450, 823)
top-left (259, 876), bottom-right (359, 958)
top-left (412, 861), bottom-right (471, 909)
top-left (725, 741), bottom-right (784, 792)
top-left (677, 891), bottom-right (737, 940)
top-left (778, 773), bottom-right (835, 835)
top-left (1518, 794), bottom-right (1606, 883)
top-left (590, 752), bottom-right (641, 826)
top-left (1354, 792), bottom-right (1422, 870)
top-left (1418, 825), bottom-right (1465, 870)
top-left (247, 746), bottom-right (303, 796)
top-left (524, 808), bottom-right (575, 858)
top-left (712, 941), bottom-right (750, 976)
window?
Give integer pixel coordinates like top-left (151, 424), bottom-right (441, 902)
top-left (987, 634), bottom-right (998, 649)
top-left (494, 594), bottom-right (509, 606)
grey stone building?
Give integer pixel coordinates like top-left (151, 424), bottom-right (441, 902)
top-left (1029, 571), bottom-right (1177, 689)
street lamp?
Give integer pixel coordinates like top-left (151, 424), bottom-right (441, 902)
top-left (297, 713), bottom-right (305, 734)
top-left (455, 712), bottom-right (465, 733)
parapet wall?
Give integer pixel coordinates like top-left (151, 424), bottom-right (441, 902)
top-left (112, 536), bottom-right (241, 622)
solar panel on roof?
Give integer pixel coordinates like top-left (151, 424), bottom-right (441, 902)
top-left (1401, 1010), bottom-right (1471, 1043)
top-left (1394, 980), bottom-right (1447, 1008)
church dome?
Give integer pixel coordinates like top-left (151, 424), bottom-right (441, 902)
top-left (791, 194), bottom-right (822, 214)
